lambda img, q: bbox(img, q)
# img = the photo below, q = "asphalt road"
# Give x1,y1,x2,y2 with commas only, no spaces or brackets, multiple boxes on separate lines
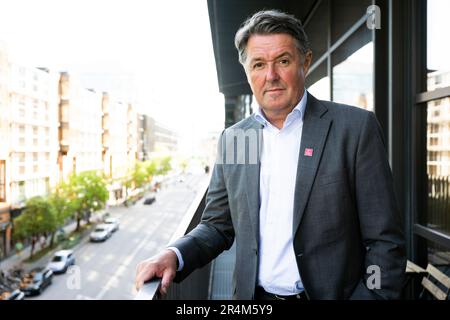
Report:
28,172,209,300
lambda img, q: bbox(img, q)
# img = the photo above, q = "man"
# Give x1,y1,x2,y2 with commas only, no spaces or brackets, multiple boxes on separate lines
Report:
135,9,406,300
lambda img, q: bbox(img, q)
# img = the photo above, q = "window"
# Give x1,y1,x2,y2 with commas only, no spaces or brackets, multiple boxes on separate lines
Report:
306,61,330,101
426,98,450,236
18,181,25,202
17,153,25,162
421,0,450,256
332,26,373,111
0,160,5,202
18,125,25,135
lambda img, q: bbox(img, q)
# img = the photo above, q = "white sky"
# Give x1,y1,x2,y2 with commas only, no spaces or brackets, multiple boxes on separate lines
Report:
0,0,225,155
427,0,450,71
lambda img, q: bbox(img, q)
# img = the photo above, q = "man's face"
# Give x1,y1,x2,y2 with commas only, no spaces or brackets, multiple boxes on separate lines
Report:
244,33,312,115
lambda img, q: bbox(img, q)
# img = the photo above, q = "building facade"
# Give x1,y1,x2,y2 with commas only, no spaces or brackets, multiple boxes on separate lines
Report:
137,114,178,161
58,72,104,181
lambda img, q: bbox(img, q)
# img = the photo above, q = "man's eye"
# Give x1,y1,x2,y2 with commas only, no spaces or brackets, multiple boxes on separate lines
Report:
253,62,264,69
279,59,289,65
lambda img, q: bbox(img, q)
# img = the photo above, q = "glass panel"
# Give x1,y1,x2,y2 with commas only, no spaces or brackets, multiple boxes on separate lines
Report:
428,240,450,266
306,61,330,101
332,40,373,111
427,0,450,90
427,97,450,235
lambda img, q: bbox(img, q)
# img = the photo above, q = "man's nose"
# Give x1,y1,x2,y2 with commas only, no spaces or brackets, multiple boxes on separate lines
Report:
266,64,280,82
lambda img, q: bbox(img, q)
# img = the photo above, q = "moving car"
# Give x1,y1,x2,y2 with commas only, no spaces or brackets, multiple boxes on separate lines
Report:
47,250,75,274
103,217,119,232
20,268,53,296
90,224,113,242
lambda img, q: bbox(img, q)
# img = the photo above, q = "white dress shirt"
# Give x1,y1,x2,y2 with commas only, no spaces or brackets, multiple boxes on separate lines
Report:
170,92,308,295
254,92,307,295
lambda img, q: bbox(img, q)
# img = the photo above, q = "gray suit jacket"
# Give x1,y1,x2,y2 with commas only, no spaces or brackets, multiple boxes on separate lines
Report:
171,92,406,300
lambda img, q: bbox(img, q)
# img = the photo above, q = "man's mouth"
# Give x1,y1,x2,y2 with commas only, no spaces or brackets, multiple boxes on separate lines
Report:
265,88,284,93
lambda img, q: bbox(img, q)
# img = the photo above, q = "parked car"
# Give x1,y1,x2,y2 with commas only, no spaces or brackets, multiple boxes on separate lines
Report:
103,217,120,232
90,224,113,242
2,289,25,300
143,196,156,205
47,250,75,274
20,268,53,296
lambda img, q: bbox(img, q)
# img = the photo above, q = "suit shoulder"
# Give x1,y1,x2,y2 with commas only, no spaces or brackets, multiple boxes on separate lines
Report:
225,115,260,131
320,100,372,123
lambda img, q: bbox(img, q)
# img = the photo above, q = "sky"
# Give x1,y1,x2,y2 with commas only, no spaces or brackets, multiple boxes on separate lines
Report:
0,0,225,155
427,0,450,72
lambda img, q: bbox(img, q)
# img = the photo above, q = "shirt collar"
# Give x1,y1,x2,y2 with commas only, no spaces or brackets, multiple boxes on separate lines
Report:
254,89,308,128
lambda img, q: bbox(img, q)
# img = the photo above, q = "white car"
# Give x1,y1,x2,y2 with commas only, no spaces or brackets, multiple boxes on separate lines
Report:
47,250,75,274
103,217,120,232
90,224,113,242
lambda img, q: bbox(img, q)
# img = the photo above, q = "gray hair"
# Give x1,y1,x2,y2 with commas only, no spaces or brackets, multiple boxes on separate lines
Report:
234,9,311,65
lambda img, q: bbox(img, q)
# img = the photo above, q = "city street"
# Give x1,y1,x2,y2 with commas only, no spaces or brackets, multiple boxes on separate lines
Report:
28,172,209,300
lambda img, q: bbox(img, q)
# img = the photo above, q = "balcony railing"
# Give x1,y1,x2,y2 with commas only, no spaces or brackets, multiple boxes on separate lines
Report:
135,178,211,300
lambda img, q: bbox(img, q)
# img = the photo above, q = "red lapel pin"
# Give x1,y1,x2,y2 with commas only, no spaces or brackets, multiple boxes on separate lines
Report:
304,148,313,157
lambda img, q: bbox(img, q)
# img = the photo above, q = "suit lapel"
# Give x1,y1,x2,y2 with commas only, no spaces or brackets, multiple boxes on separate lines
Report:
242,118,263,246
292,93,331,236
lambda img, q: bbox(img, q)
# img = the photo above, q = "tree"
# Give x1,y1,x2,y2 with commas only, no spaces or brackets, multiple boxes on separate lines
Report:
48,188,76,247
62,171,109,231
156,156,172,176
13,196,57,258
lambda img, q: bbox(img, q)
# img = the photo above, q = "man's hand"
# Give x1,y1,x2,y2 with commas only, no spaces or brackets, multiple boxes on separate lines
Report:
135,249,178,295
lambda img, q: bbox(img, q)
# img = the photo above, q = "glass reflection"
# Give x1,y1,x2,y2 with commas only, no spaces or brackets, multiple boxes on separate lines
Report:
427,95,450,235
332,42,373,111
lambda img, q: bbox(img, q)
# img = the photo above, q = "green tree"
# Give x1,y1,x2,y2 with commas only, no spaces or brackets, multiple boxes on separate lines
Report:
145,160,157,181
156,156,172,176
62,171,109,231
48,188,75,247
13,196,57,258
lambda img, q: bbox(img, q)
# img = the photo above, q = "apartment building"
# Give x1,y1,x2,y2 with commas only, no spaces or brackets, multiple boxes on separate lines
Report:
0,43,11,259
102,93,130,203
137,114,178,161
58,72,103,181
8,65,60,207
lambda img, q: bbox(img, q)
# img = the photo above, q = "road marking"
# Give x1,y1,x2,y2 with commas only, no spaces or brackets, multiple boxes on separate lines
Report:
94,220,159,300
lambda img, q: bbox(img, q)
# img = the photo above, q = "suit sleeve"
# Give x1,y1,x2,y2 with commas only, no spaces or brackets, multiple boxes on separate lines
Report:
171,131,235,283
350,112,406,300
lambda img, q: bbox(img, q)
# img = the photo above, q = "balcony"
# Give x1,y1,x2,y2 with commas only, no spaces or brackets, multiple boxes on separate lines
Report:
135,179,234,300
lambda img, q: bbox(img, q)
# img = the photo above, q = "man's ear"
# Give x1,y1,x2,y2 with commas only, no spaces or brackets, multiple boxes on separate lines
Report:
303,50,313,76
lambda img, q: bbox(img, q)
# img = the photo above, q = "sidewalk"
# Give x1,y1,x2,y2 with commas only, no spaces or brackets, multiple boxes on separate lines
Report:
0,210,106,273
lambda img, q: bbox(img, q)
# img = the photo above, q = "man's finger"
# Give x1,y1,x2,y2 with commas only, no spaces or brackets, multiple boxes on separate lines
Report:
160,268,175,295
135,266,156,291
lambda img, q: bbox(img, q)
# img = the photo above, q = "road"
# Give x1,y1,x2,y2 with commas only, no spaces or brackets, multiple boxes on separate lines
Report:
29,172,209,300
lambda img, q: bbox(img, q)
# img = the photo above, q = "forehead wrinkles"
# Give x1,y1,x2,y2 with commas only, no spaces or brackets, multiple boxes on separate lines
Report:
247,36,297,62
